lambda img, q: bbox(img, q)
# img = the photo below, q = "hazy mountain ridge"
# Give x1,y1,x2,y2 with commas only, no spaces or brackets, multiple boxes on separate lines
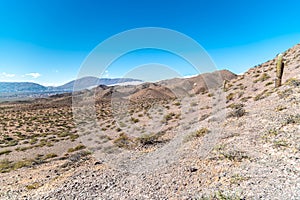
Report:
0,82,48,93
0,77,143,100
57,76,143,91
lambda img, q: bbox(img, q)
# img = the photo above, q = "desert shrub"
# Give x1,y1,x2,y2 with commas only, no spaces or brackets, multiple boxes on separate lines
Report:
0,159,12,173
283,114,300,125
240,96,251,102
136,133,160,145
265,81,273,86
68,144,86,153
273,139,288,148
285,78,300,87
254,89,270,101
230,174,249,185
227,103,244,109
69,134,79,141
227,103,245,118
259,73,271,82
0,149,12,156
220,150,250,162
15,146,33,152
173,102,181,106
275,105,287,111
26,182,41,190
113,133,133,149
13,159,33,170
162,112,176,123
199,114,210,121
237,91,244,98
194,128,209,137
131,117,139,123
226,93,235,102
277,88,293,99
175,113,181,119
184,128,209,142
58,132,69,137
214,190,243,200
29,138,38,145
44,153,57,160
5,140,18,147
69,151,91,162
267,129,279,136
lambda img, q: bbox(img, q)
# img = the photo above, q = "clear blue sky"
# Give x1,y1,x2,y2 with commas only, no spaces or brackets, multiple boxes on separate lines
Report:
0,0,300,85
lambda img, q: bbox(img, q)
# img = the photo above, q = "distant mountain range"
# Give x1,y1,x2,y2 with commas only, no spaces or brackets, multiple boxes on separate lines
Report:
0,82,49,93
56,76,142,91
0,77,143,100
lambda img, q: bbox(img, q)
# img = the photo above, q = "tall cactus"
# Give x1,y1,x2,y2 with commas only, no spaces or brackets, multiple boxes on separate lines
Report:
275,53,284,88
223,79,228,91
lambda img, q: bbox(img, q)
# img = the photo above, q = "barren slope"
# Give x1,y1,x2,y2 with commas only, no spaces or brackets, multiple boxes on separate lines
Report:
0,44,299,199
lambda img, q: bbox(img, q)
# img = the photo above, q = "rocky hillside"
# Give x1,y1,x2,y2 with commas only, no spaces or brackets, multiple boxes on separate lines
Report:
0,44,299,199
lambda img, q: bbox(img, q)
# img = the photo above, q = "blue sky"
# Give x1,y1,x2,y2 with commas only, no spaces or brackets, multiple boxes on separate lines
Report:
0,0,300,85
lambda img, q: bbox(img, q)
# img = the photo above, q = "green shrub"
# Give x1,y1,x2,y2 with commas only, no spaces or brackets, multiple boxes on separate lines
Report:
0,159,12,173
113,133,133,149
173,102,181,106
259,73,271,82
226,93,235,102
26,182,41,190
0,149,12,156
131,117,139,123
136,133,160,145
44,153,57,160
227,104,246,118
285,78,300,87
194,128,209,137
162,112,176,123
68,144,86,153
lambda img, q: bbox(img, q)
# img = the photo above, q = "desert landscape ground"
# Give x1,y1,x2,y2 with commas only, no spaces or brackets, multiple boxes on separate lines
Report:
0,44,300,199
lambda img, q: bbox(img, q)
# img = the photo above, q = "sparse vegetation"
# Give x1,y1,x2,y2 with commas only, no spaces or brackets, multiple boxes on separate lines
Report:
285,78,300,87
220,150,250,162
254,89,270,101
253,72,271,83
273,139,289,148
130,117,139,123
173,101,181,106
0,159,33,173
184,128,209,142
0,149,12,156
0,51,299,199
275,105,287,111
226,93,235,102
283,114,300,125
277,88,293,99
227,103,245,118
44,153,58,159
136,133,160,145
68,144,86,153
162,112,176,123
194,128,209,137
113,133,133,149
26,182,42,190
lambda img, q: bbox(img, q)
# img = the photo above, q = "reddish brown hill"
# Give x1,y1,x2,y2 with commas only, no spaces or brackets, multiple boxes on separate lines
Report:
129,83,176,101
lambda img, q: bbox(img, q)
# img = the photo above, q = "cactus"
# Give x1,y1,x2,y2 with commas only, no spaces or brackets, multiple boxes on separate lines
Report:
223,79,228,91
275,54,284,88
